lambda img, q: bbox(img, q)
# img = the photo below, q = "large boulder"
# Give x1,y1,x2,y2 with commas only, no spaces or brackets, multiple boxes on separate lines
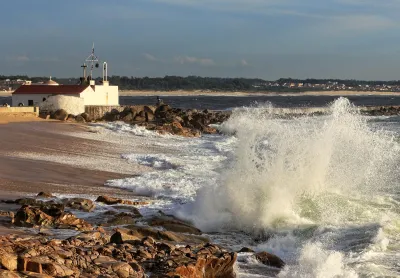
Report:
143,105,156,114
51,109,68,121
0,248,17,271
0,270,20,278
255,251,285,268
110,231,124,245
96,195,147,207
145,112,155,122
151,244,237,278
134,115,146,122
106,212,137,226
121,112,134,122
80,113,91,122
62,198,95,212
75,115,85,123
104,110,120,121
55,213,92,231
14,205,92,231
148,215,202,235
37,192,53,198
14,206,54,228
39,203,64,218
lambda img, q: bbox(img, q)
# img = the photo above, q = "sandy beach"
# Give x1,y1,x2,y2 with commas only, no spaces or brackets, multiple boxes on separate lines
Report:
0,119,148,199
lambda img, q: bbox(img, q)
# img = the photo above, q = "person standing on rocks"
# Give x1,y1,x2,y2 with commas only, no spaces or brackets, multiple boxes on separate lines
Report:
156,96,164,107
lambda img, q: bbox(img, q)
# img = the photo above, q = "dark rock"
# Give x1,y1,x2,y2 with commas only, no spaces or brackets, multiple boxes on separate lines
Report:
145,112,154,122
110,231,124,245
134,116,146,122
104,112,120,121
75,115,86,123
96,195,148,207
37,192,53,198
66,114,75,121
144,105,156,114
121,112,134,122
238,247,254,253
40,203,64,218
14,206,54,228
155,104,172,114
14,198,44,206
106,213,136,226
81,112,91,122
148,215,202,235
62,198,95,212
255,251,285,268
51,109,68,121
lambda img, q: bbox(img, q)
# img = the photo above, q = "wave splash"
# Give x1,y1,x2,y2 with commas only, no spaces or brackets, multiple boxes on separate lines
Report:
181,98,399,232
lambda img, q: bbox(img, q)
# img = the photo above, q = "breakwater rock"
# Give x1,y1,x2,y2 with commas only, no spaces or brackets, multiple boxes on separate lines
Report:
361,105,400,116
102,105,231,137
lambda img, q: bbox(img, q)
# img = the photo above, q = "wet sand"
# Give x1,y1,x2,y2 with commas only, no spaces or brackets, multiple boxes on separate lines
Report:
0,121,143,199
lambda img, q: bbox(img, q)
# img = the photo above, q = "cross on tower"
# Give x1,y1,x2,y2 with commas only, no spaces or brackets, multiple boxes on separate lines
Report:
85,43,99,79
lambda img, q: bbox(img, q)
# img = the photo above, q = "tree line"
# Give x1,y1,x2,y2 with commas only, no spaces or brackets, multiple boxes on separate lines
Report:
2,75,400,91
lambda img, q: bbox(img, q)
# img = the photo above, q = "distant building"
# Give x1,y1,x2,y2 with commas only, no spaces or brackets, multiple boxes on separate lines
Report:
12,77,119,107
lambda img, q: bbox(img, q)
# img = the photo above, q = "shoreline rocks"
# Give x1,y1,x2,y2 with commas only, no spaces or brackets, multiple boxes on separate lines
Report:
0,193,286,277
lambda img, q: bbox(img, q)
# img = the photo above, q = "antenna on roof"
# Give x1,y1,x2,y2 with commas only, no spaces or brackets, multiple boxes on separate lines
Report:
85,43,99,79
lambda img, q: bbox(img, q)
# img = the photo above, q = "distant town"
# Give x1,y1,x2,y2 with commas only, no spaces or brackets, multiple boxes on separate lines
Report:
2,75,400,93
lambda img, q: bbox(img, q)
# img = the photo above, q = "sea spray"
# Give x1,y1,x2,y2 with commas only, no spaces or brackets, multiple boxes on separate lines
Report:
180,98,400,232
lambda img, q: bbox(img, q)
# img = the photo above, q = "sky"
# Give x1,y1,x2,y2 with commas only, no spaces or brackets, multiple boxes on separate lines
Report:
1,0,400,80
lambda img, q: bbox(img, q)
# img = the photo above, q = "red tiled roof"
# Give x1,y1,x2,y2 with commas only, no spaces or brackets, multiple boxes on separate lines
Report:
13,85,90,95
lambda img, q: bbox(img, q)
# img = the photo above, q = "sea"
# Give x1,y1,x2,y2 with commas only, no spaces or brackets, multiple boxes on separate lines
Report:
4,94,400,277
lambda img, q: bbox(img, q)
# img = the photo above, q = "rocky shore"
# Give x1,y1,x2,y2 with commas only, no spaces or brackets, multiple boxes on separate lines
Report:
45,104,231,137
44,104,400,138
0,193,285,277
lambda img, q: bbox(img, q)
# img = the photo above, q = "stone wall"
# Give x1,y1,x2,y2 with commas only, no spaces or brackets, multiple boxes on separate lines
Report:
84,105,124,120
0,106,39,116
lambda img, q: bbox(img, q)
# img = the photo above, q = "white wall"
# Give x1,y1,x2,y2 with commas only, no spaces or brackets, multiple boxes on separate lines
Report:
81,85,119,106
40,95,85,115
12,84,119,108
12,94,53,107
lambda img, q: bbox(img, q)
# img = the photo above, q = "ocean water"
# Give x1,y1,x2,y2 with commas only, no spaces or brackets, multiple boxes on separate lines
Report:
3,94,400,110
11,96,400,277
120,95,400,110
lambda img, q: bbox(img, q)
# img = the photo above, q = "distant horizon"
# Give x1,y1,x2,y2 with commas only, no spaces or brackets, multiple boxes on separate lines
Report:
2,74,400,83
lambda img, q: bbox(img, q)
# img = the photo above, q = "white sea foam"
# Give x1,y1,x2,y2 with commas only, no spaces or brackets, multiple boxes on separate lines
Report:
182,98,400,231
278,243,358,278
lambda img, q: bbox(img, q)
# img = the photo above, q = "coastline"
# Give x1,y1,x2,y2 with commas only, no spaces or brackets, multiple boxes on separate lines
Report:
119,90,400,97
2,90,400,99
0,119,244,277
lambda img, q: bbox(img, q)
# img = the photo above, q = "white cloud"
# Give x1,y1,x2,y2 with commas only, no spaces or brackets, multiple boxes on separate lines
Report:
314,14,396,35
175,55,216,66
143,53,159,62
9,55,30,62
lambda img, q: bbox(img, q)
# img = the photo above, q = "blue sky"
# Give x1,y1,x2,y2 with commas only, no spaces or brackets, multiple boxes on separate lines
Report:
1,0,400,80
